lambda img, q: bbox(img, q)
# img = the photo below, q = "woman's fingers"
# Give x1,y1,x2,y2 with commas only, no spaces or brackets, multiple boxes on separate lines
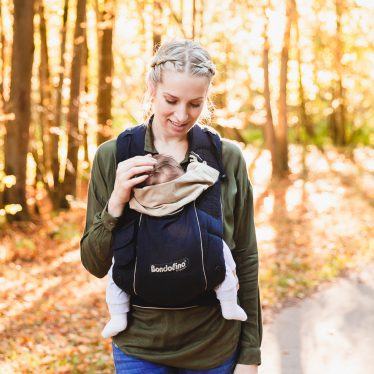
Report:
117,155,157,173
111,155,157,206
127,174,150,187
121,165,154,180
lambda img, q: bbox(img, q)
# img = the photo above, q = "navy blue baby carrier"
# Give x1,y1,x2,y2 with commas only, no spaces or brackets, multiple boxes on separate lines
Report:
112,122,226,308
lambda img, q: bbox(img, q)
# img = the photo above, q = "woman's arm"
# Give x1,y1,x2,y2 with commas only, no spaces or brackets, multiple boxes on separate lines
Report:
224,142,262,366
80,141,118,278
80,141,157,278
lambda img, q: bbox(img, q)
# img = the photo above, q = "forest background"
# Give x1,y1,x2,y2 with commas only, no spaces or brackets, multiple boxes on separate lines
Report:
0,0,373,372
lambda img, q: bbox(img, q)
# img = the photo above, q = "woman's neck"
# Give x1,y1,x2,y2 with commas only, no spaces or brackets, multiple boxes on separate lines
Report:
151,118,189,162
153,137,188,163
152,123,188,162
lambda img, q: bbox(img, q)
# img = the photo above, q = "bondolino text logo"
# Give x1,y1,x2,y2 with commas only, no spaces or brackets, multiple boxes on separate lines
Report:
150,258,189,273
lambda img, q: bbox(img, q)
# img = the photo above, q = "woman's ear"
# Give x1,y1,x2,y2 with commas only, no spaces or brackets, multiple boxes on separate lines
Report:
147,81,156,99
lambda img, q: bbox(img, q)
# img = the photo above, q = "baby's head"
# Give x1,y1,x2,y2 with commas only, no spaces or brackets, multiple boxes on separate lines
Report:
144,154,184,186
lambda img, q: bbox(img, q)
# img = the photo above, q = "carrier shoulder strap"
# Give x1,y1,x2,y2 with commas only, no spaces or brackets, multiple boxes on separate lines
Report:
116,124,147,164
189,124,226,180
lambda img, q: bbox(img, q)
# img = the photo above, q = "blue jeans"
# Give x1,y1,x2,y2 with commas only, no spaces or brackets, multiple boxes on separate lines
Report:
112,343,237,373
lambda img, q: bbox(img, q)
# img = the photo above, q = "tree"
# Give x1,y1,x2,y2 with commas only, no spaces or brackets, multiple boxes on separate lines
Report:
294,0,314,139
3,0,35,221
96,0,115,146
37,0,55,202
50,0,69,209
153,0,163,52
167,0,187,38
262,2,278,179
82,26,90,166
276,0,295,178
0,1,6,108
61,0,87,207
333,0,347,146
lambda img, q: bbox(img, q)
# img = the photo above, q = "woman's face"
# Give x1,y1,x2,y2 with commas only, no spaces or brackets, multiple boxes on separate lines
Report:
151,70,210,139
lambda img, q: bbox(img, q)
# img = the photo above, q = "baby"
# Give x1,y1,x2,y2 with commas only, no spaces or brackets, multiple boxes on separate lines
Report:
102,154,247,339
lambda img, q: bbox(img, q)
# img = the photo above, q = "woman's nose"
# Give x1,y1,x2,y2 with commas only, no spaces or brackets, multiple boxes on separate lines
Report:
174,106,189,123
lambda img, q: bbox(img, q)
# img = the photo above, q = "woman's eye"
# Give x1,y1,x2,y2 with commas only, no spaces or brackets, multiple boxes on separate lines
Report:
190,103,201,108
166,100,177,105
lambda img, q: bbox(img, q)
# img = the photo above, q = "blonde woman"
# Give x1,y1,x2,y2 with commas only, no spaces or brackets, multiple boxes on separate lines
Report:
81,39,262,374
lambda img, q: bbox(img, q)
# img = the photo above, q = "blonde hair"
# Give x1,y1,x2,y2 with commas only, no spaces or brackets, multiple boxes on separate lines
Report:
143,39,216,122
148,39,216,85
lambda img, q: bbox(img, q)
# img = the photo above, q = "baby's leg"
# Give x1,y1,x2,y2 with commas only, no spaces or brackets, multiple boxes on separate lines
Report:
102,264,130,338
215,245,247,321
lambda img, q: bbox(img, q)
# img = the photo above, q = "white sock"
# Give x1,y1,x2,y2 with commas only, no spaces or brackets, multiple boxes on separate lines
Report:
220,300,247,321
101,314,128,338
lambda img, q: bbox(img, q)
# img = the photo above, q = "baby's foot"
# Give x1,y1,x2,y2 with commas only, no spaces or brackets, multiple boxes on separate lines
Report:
220,301,247,321
101,314,128,338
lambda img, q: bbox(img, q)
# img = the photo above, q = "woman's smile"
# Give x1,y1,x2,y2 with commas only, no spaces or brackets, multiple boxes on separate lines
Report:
169,119,190,130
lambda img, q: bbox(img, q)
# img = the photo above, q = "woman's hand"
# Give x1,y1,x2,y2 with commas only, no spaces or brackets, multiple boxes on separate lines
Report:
233,364,258,374
108,154,157,217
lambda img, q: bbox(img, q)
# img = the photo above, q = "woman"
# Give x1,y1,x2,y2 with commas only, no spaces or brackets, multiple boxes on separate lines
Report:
80,39,262,373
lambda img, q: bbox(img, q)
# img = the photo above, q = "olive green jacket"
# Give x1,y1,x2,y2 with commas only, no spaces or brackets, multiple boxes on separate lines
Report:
80,123,262,369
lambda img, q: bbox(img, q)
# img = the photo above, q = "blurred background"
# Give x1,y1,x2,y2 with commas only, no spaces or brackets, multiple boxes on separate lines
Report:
0,0,373,372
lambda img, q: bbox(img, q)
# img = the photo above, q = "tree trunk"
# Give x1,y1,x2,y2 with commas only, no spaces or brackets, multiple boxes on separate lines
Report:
0,2,6,106
294,1,314,139
329,108,338,145
79,24,90,199
190,0,204,40
262,3,278,179
50,0,69,209
199,0,204,40
61,0,87,207
96,0,115,146
82,28,89,165
135,1,147,78
192,0,196,39
276,0,294,178
3,0,35,221
30,128,44,216
167,0,187,38
334,0,346,146
37,0,54,195
153,1,162,53
0,3,6,208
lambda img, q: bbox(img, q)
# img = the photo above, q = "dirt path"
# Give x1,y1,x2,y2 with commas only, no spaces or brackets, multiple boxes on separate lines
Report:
259,263,374,374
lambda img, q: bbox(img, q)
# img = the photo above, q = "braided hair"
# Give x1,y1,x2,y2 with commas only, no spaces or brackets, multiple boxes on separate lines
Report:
147,39,216,85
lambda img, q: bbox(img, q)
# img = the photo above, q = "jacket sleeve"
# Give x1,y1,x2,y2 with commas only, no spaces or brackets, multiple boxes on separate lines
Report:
80,141,118,278
232,150,262,365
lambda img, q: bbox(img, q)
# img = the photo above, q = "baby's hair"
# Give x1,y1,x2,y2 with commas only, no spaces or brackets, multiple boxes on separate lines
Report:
143,154,184,186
